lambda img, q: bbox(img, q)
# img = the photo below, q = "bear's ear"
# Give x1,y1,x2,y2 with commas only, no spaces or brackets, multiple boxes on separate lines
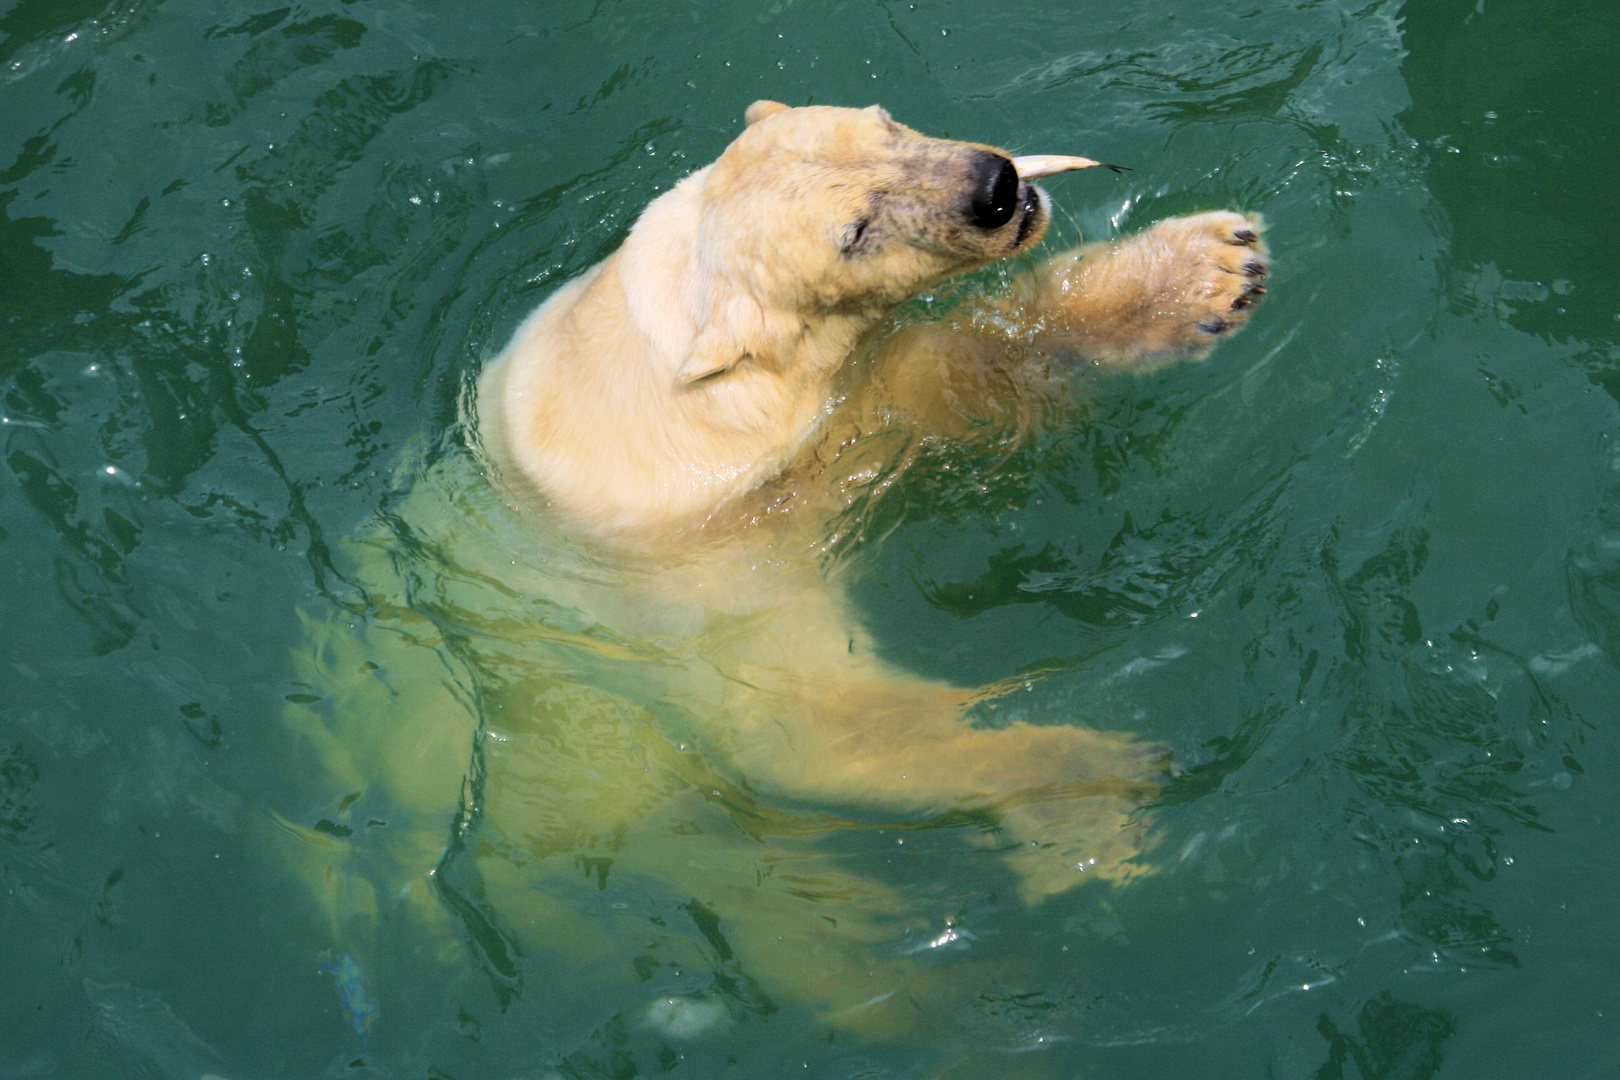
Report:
864,105,893,123
744,100,791,126
676,292,768,385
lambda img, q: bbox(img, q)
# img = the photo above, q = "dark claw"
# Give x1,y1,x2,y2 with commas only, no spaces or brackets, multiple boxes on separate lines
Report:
1244,260,1268,275
1200,317,1231,334
1231,280,1267,309
1232,228,1258,244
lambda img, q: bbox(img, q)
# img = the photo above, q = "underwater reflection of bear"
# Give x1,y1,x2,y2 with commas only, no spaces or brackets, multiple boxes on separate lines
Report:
283,100,1269,1048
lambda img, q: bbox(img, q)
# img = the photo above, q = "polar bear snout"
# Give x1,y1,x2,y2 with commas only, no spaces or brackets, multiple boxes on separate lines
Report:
961,151,1048,252
965,152,1021,230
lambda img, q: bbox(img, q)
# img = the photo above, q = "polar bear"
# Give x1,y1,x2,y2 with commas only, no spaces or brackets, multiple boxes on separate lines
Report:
282,100,1268,1045
482,100,1267,540
474,99,1267,891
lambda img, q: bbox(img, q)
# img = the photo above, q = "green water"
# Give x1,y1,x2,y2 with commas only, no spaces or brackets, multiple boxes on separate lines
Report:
4,0,1618,1076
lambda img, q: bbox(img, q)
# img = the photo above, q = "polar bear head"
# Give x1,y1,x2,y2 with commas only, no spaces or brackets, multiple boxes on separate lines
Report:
705,100,1050,312
626,101,1055,385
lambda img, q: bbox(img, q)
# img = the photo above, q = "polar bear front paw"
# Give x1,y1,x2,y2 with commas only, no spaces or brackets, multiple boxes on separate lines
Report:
1031,210,1271,367
1146,210,1270,343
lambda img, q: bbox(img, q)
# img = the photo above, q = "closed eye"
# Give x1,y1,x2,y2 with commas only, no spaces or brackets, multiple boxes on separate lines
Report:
840,217,872,256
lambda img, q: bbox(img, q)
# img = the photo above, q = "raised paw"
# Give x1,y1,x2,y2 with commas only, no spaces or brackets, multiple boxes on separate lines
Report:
1029,209,1272,369
1138,210,1270,354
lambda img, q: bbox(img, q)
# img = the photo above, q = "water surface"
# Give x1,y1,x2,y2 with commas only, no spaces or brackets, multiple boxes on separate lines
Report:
3,0,1618,1076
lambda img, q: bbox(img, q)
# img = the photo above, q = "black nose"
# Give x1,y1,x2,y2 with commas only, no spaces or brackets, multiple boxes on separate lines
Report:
966,154,1020,229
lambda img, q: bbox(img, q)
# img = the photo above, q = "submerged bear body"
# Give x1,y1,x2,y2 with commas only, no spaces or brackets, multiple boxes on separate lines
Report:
279,100,1270,1046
